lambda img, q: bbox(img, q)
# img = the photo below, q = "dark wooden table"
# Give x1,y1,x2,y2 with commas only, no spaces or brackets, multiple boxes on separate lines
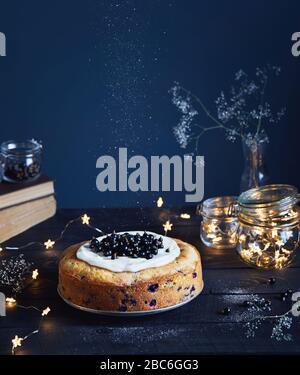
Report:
1,208,300,355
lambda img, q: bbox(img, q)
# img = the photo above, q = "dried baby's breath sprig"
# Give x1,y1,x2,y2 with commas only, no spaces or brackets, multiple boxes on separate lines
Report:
170,65,286,152
244,292,299,342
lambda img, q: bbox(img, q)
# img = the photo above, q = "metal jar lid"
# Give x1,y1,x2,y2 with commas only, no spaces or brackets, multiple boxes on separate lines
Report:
237,184,300,227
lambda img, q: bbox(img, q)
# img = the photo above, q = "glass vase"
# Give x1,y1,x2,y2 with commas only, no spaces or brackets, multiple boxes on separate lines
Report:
240,138,269,193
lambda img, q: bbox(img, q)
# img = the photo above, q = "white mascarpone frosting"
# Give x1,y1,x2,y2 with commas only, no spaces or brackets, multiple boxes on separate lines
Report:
76,231,180,273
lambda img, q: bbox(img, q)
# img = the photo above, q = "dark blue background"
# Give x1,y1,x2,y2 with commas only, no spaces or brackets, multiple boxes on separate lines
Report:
0,0,299,208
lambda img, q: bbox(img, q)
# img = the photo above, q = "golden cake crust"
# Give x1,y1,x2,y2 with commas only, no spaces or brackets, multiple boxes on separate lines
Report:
58,238,203,311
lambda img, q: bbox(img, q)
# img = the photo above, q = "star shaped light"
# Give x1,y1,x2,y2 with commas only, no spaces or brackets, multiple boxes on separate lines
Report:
163,220,173,234
156,197,164,208
44,239,55,249
81,214,91,225
41,307,51,317
32,269,39,280
12,335,23,350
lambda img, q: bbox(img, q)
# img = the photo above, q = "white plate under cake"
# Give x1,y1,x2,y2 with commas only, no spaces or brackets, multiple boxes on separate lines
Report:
58,231,203,312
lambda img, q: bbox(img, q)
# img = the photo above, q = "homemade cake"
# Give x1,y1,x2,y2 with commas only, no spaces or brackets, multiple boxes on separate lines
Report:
58,231,203,312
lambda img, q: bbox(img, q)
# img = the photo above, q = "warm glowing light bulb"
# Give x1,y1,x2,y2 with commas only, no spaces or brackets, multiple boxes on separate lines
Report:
32,269,39,280
44,239,55,249
163,220,173,233
207,222,219,233
248,242,262,255
271,228,280,240
6,297,16,305
81,214,91,225
156,197,163,208
41,307,51,316
275,239,285,247
12,335,23,349
180,213,191,219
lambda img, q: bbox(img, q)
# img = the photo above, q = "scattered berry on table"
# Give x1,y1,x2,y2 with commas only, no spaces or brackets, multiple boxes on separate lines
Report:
281,292,289,302
221,307,231,315
269,277,276,285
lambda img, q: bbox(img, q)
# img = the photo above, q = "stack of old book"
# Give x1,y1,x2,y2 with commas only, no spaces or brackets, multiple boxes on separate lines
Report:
0,176,56,243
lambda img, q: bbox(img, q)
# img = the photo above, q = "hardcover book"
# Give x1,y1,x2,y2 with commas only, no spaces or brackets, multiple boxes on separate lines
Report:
0,195,57,243
0,176,54,210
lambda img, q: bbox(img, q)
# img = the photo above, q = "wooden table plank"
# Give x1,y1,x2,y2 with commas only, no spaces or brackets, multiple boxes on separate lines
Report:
1,319,300,355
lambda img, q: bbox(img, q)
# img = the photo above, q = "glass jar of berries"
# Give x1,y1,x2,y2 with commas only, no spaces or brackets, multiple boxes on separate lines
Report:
1,139,42,183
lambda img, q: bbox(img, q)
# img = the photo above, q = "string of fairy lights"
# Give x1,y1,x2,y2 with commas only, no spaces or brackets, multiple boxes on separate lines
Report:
2,214,103,252
2,213,106,355
9,302,51,355
1,197,192,355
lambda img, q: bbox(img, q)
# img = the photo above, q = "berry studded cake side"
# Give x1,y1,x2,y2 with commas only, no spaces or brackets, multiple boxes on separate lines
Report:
58,232,203,312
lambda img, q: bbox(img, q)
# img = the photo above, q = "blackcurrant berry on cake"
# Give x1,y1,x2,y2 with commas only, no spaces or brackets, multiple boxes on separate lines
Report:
91,231,165,260
269,277,276,285
90,237,100,249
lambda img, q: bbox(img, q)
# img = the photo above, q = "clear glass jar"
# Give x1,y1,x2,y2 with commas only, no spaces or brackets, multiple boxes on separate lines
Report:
1,140,42,183
236,184,300,270
198,196,238,249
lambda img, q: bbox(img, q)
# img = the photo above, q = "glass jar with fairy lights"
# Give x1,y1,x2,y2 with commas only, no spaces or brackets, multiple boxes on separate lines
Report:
198,196,238,249
236,184,300,270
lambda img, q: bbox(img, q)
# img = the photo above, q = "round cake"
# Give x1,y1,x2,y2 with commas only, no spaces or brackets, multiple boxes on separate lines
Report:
58,231,203,312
